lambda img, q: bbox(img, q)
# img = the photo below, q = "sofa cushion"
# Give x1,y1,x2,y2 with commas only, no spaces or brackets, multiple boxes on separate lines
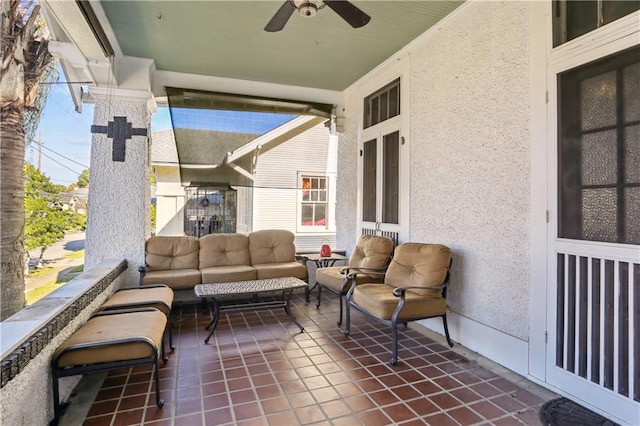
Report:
253,262,307,280
201,265,257,283
142,269,202,289
249,229,297,264
199,234,251,268
146,236,199,271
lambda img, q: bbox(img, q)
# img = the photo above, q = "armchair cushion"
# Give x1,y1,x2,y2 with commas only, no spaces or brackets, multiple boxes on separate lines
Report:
384,243,451,296
316,266,382,294
349,234,394,268
352,283,447,320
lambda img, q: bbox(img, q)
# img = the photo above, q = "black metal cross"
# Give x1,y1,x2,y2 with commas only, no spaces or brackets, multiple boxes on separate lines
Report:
91,116,148,162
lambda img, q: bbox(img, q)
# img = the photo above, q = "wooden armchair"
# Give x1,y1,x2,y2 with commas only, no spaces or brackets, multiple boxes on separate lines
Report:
315,235,394,325
343,242,453,365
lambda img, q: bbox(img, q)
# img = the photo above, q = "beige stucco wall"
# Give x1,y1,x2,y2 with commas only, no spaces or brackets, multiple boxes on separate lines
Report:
338,1,531,340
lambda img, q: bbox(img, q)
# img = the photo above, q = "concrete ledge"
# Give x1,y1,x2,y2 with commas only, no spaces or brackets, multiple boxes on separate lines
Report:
0,259,127,426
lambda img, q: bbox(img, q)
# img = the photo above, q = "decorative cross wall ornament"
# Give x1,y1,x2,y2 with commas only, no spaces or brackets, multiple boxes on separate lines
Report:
91,116,148,162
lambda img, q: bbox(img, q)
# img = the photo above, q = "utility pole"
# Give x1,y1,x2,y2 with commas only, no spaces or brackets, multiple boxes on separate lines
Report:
37,132,43,171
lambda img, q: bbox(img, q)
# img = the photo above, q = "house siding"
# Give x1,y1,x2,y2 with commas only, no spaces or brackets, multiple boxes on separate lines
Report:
254,123,337,252
339,0,531,344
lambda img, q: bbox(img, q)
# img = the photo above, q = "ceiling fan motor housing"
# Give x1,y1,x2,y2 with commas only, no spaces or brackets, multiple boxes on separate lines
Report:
299,2,317,17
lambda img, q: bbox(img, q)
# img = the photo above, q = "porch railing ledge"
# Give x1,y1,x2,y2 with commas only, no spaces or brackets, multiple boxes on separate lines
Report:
0,258,127,388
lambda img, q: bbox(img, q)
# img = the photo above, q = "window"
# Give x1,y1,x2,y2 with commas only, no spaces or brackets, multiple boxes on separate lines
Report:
363,78,400,129
553,0,639,47
558,46,640,244
300,176,328,228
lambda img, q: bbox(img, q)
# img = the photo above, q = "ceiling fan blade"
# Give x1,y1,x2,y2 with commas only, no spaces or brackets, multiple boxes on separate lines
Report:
264,1,296,32
323,0,371,28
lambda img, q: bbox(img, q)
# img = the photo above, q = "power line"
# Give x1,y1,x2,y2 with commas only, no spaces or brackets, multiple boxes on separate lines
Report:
39,142,89,169
32,147,83,176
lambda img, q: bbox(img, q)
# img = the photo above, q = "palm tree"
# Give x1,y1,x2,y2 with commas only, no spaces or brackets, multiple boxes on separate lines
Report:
1,0,54,319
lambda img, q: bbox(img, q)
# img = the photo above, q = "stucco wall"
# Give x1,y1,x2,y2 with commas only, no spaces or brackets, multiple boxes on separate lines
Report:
338,1,531,339
85,98,151,286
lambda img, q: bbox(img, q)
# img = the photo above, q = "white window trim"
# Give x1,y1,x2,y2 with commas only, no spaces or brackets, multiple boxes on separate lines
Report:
296,172,336,233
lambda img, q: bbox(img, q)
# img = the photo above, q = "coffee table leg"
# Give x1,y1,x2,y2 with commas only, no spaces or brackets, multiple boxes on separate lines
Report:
204,298,220,344
283,290,304,332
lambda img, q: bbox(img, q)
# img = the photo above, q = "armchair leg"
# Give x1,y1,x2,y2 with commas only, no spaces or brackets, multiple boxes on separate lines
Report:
337,294,343,326
316,285,322,309
343,297,351,336
390,319,399,365
442,314,454,348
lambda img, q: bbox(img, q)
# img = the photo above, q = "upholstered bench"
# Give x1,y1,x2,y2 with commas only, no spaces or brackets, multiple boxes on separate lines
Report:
99,284,175,350
51,308,167,425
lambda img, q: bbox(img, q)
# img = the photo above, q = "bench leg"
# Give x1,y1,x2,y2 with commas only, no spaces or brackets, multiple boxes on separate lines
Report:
153,356,164,409
283,290,304,333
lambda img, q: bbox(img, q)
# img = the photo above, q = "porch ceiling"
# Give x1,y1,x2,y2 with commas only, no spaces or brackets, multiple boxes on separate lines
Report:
100,1,462,92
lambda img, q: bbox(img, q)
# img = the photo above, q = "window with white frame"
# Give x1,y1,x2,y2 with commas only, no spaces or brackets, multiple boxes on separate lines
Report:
300,175,328,229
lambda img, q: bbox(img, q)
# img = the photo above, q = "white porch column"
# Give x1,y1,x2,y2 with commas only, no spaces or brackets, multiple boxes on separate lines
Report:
85,88,157,285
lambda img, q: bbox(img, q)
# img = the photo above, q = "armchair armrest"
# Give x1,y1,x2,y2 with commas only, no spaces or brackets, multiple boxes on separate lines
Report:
392,284,447,297
342,266,387,279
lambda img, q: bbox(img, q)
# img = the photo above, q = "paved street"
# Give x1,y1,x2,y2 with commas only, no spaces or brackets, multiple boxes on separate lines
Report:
25,232,85,292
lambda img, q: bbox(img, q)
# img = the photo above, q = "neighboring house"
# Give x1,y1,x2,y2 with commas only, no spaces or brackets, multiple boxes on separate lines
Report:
151,117,337,251
59,189,88,214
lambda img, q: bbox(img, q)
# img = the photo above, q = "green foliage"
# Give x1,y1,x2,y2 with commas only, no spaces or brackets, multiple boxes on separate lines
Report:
151,202,157,234
23,164,85,253
77,168,89,188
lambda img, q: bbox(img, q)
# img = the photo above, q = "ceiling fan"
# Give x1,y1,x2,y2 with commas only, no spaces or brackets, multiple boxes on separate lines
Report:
264,0,371,32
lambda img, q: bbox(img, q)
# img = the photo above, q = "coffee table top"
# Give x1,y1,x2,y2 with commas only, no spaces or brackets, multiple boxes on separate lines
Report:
194,277,308,298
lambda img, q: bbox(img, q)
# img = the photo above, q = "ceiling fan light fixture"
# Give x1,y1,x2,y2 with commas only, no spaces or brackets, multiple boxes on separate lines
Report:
297,1,318,17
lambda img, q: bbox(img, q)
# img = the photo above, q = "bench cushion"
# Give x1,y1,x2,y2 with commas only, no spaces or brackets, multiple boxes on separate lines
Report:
252,261,307,280
146,236,199,271
100,286,174,315
142,269,201,289
199,234,251,268
201,265,257,283
53,310,166,368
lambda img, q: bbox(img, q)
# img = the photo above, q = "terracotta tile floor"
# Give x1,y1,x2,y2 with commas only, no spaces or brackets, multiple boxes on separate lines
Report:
69,292,557,425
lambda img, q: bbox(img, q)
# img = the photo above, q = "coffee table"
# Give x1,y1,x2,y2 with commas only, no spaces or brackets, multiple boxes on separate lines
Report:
194,277,308,343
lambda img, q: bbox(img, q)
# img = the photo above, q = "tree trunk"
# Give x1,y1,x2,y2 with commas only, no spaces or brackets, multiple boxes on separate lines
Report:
1,0,53,319
0,104,26,318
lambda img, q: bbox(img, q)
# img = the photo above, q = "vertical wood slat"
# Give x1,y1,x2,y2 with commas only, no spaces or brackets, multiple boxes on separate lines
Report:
556,251,638,402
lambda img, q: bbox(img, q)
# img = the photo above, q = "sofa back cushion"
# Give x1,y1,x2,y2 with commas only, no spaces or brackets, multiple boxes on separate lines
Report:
249,229,296,265
349,235,394,269
199,234,251,268
145,236,200,271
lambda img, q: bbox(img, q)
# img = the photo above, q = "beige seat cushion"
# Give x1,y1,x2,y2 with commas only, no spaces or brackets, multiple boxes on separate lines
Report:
249,229,297,264
385,243,451,297
349,235,394,269
353,283,447,320
253,262,307,280
201,265,257,283
199,234,251,268
142,269,201,289
145,236,199,271
100,286,174,315
54,310,166,368
316,266,382,294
